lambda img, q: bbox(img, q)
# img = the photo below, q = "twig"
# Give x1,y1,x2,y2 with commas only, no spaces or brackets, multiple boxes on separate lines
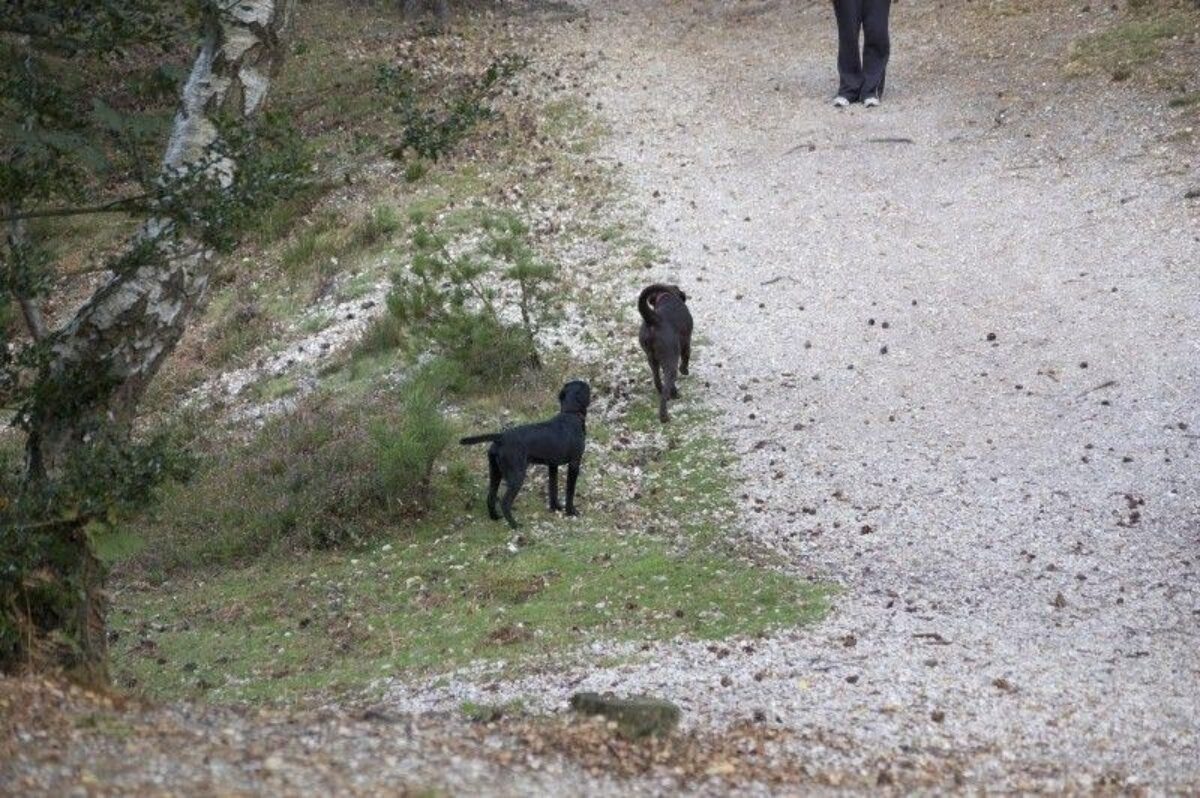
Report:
1077,379,1117,399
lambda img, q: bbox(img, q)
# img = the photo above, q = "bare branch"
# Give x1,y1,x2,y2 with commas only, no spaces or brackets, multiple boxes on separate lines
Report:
0,196,151,224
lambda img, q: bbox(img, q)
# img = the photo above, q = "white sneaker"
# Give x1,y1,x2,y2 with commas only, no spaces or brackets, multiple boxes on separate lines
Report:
863,96,880,108
833,96,851,108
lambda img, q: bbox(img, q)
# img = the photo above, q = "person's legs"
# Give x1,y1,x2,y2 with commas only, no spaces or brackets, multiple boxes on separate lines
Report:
833,0,864,101
861,0,891,99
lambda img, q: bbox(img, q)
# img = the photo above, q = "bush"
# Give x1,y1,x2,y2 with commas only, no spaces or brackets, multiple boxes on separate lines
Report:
128,383,451,573
377,55,526,163
366,209,561,391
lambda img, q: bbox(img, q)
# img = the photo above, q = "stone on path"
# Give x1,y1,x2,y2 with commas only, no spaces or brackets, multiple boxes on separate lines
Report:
569,692,681,739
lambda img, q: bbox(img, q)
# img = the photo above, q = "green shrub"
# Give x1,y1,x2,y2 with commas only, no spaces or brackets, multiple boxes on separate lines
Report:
368,210,561,391
127,385,450,573
377,55,526,163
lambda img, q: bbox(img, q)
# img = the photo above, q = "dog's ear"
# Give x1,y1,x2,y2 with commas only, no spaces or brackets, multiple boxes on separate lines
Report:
559,386,567,403
678,289,687,302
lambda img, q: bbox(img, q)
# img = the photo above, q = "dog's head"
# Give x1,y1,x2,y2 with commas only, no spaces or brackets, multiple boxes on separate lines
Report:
652,284,687,305
558,380,591,415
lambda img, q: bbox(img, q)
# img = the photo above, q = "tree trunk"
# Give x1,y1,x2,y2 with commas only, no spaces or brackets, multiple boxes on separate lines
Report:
1,520,108,685
10,0,295,682
26,0,296,479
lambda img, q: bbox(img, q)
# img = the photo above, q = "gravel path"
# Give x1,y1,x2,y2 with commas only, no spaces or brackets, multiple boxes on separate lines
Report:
391,0,1200,790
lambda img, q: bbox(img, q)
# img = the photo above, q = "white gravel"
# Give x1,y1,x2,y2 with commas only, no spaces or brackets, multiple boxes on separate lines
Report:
385,0,1200,790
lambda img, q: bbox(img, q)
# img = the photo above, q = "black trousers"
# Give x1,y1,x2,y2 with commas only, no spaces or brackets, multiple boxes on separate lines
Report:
834,0,891,101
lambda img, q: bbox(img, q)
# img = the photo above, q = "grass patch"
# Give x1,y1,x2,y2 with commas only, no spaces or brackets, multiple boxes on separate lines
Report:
114,316,829,704
112,398,829,703
1067,3,1198,80
1168,90,1200,108
249,374,300,403
354,204,404,248
297,310,334,335
632,242,666,271
281,213,343,277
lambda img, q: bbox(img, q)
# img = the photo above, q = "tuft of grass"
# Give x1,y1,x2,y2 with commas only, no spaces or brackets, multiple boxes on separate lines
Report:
355,204,403,247
1168,90,1200,108
281,215,343,277
461,699,527,723
356,311,407,358
250,374,300,404
405,160,429,182
205,296,275,367
631,242,666,271
298,310,333,335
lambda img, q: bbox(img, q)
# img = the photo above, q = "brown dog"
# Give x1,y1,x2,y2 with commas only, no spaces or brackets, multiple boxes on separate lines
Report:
638,284,693,423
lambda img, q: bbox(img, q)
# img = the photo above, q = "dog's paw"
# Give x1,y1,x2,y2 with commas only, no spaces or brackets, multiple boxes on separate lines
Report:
565,508,579,517
680,366,689,376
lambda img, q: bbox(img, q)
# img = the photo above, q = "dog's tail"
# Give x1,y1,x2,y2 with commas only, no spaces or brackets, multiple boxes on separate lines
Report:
459,433,501,446
638,284,667,325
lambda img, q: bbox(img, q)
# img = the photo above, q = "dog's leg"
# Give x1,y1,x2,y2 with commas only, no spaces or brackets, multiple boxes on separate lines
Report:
548,464,561,511
486,452,502,521
500,471,525,529
646,351,663,395
680,338,691,376
565,461,581,516
660,360,678,422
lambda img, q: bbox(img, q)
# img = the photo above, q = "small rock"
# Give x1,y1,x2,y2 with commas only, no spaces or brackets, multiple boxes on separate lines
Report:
569,692,681,738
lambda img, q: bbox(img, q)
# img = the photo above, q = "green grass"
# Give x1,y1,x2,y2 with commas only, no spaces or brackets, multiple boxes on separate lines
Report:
297,310,333,335
1168,90,1200,108
111,396,829,703
249,374,299,403
112,351,828,705
1067,5,1197,79
281,214,344,277
539,97,609,154
632,242,666,271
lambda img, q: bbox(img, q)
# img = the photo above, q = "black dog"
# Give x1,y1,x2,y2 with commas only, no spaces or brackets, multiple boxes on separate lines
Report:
638,284,693,423
460,380,590,529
